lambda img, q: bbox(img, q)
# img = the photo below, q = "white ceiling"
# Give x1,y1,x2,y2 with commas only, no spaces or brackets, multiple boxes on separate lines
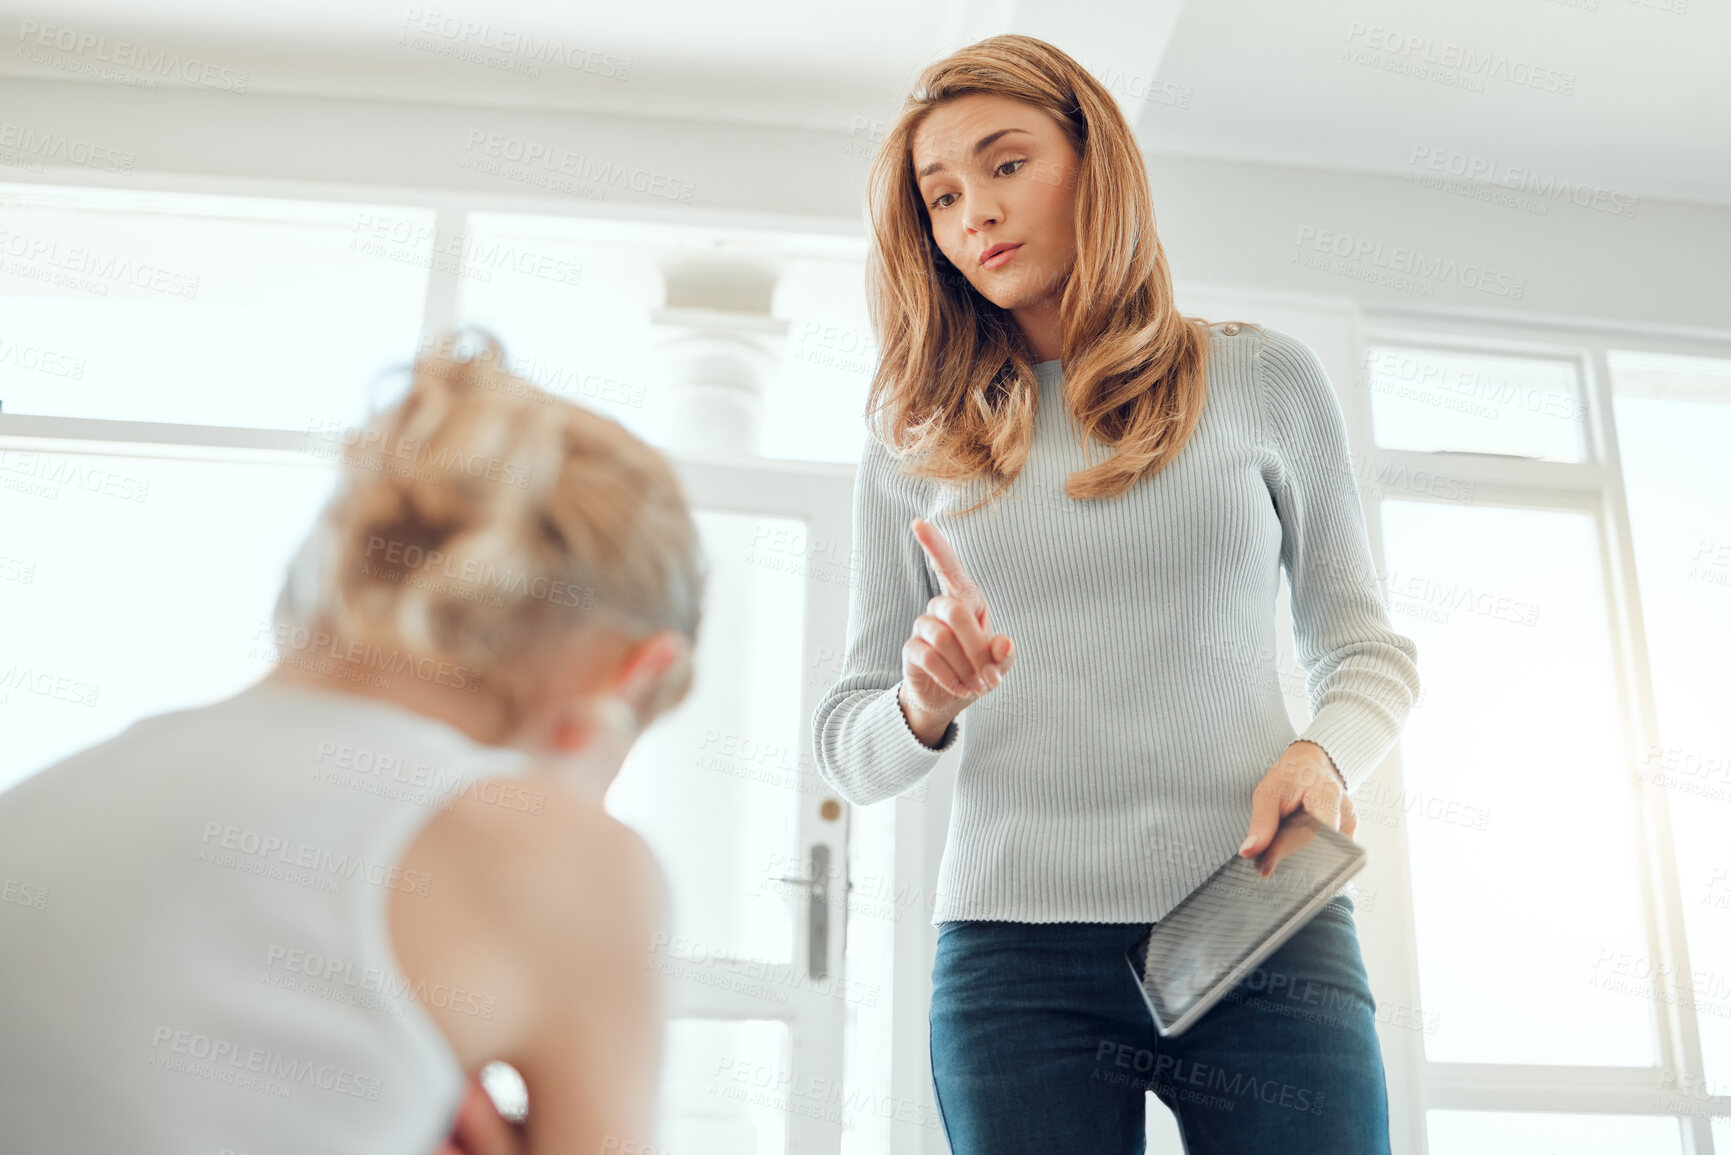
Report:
1142,0,1731,208
1,0,1725,207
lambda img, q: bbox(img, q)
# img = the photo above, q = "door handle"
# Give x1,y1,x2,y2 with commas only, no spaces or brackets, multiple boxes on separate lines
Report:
772,843,836,980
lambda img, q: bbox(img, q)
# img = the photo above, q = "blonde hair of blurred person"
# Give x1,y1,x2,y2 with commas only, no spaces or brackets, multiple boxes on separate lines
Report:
266,328,706,1152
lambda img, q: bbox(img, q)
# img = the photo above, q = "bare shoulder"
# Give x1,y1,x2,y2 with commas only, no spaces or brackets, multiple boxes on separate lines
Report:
422,772,662,953
494,779,659,932
389,771,665,1070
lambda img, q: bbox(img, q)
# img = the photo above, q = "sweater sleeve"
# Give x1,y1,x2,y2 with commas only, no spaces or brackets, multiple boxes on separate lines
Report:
810,430,961,806
1257,329,1422,795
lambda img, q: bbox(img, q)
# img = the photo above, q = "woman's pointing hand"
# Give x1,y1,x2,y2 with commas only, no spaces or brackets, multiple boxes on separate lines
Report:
898,519,1015,742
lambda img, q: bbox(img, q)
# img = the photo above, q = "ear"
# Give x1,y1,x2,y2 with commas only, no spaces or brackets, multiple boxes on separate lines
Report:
613,629,690,708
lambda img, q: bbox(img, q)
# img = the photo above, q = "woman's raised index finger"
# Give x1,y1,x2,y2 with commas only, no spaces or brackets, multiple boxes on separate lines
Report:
911,518,983,609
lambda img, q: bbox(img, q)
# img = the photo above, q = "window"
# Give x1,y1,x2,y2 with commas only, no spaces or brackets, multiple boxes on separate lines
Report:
1362,343,1589,462
1428,1111,1685,1153
1383,498,1653,1067
1354,310,1731,1151
20,172,1723,1154
0,182,433,794
0,183,432,430
0,183,887,1155
1610,350,1731,1089
452,211,873,463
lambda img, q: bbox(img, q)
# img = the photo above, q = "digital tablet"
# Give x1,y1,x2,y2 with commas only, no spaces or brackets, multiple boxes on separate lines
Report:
1126,812,1367,1037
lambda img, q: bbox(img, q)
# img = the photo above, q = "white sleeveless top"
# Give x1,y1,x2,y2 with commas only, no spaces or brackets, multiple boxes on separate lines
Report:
0,677,539,1155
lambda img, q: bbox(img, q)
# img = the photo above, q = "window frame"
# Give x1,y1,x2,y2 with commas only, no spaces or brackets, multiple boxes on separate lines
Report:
1353,302,1731,1154
7,163,1731,1153
0,168,884,1155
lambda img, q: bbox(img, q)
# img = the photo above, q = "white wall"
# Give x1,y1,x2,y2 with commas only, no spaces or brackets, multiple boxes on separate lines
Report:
4,74,1727,334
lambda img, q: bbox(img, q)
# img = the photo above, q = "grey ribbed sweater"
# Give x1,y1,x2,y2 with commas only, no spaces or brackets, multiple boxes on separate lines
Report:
810,322,1422,926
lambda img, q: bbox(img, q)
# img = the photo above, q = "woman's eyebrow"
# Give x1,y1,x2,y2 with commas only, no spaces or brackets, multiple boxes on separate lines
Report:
916,128,1035,179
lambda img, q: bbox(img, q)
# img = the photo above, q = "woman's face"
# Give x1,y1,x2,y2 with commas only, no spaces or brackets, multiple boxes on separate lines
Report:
911,91,1081,314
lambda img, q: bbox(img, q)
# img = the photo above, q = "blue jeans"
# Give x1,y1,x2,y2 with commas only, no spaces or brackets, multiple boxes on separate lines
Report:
928,894,1391,1154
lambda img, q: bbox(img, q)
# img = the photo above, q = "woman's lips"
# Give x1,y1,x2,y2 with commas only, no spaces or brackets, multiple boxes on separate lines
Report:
980,243,1023,269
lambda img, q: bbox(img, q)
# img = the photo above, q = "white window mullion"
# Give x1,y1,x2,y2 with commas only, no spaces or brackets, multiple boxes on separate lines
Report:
1586,339,1717,1154
1346,313,1433,1155
416,199,472,344
1425,1060,1731,1116
0,413,317,458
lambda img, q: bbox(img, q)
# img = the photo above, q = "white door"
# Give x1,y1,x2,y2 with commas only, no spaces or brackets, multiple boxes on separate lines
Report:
606,454,859,1155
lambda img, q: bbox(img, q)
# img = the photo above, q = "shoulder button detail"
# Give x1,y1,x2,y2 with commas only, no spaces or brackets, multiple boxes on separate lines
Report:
1221,322,1241,336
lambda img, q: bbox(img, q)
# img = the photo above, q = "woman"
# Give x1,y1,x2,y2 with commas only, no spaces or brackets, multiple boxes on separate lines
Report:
811,35,1420,1154
0,332,705,1154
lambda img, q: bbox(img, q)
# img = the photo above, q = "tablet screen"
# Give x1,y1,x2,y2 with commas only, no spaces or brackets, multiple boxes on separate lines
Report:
1126,812,1366,1036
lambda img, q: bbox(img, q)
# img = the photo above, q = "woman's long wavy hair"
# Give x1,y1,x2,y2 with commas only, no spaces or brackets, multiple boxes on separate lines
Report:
864,33,1257,513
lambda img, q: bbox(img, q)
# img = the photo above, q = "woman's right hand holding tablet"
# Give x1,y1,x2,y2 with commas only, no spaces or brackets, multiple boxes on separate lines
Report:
898,518,1015,747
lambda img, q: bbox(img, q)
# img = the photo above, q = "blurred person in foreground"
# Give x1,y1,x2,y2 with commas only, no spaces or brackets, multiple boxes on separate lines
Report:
0,329,706,1154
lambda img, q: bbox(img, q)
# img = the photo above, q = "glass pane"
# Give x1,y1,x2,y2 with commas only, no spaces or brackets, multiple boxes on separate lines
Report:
841,793,897,1155
454,212,870,465
449,213,663,447
1611,350,1731,1087
1382,499,1654,1064
1427,1110,1682,1154
1363,345,1587,461
0,451,338,793
0,183,431,429
658,1018,790,1155
605,513,806,965
765,259,873,465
